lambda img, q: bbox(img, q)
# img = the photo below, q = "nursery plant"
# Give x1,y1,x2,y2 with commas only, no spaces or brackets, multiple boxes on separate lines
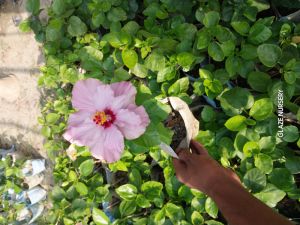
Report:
21,0,300,224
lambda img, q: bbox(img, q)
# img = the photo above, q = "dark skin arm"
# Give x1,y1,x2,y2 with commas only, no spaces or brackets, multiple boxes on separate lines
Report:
173,140,293,225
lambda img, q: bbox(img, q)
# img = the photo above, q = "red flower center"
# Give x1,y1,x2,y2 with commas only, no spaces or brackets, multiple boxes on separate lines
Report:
93,109,116,128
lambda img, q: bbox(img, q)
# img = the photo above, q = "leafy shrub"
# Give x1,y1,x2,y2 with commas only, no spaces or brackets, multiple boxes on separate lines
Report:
0,156,26,224
22,0,300,224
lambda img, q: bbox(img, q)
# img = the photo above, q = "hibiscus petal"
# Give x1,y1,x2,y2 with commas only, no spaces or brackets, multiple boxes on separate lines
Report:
115,106,149,140
90,125,124,163
67,111,92,127
127,104,150,127
63,117,101,147
94,84,115,111
72,78,102,112
110,82,136,109
111,81,136,99
72,78,116,112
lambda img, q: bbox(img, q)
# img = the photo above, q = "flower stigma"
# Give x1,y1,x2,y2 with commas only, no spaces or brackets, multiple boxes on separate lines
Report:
93,109,116,128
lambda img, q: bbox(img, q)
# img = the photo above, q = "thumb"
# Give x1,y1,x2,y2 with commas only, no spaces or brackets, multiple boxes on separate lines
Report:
173,157,187,171
173,158,187,183
190,139,208,155
178,150,192,161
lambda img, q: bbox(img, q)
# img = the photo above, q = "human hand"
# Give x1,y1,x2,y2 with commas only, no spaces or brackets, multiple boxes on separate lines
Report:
173,140,241,196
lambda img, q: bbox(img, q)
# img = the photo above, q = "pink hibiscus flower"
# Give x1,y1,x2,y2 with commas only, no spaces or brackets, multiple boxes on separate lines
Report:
63,78,150,163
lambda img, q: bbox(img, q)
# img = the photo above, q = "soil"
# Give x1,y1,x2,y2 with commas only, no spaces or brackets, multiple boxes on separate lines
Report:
277,197,300,225
165,110,187,150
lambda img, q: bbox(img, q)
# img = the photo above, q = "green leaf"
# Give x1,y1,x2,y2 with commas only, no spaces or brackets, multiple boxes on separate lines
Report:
46,113,60,124
145,52,166,72
205,220,224,225
197,28,210,49
52,0,65,15
257,44,282,67
243,168,266,193
132,63,148,78
157,123,173,145
220,40,235,57
92,13,105,28
157,67,176,83
203,11,220,28
113,67,131,81
258,136,276,152
205,197,218,218
60,66,78,84
282,125,299,142
131,123,160,148
231,21,250,36
208,42,224,62
143,100,171,123
104,31,131,48
243,141,260,158
284,71,297,84
52,186,66,201
45,19,63,42
19,19,31,32
225,115,247,132
199,69,213,79
178,185,193,203
80,46,103,70
122,49,138,69
135,84,152,105
116,184,138,201
225,56,241,77
63,218,74,225
196,130,215,147
119,200,136,217
107,7,127,22
93,208,110,225
177,52,196,71
26,0,40,15
215,25,235,42
67,16,87,37
219,87,254,116
250,98,273,121
136,194,151,208
254,184,286,208
248,23,272,44
191,211,204,225
109,161,128,172
285,156,300,174
269,168,295,191
41,126,51,137
68,170,77,182
165,203,185,222
75,182,88,196
240,44,258,60
201,106,216,122
254,153,273,174
122,21,140,36
79,159,94,177
141,181,163,201
247,71,271,92
129,168,142,188
168,77,189,96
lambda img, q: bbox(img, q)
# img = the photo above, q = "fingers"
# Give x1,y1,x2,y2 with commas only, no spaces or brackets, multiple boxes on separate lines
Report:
190,139,208,155
173,157,187,172
173,158,187,183
177,150,192,161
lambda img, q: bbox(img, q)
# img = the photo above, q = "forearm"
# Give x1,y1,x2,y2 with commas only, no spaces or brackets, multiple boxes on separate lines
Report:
208,177,293,225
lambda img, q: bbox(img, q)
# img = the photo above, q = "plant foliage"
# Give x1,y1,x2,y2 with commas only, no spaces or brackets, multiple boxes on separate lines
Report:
22,0,300,224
